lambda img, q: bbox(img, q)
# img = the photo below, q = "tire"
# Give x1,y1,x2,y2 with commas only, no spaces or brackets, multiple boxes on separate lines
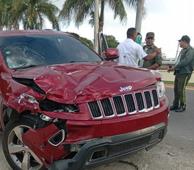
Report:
2,116,45,170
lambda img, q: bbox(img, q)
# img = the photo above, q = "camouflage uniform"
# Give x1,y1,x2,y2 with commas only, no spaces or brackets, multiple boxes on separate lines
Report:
143,45,162,69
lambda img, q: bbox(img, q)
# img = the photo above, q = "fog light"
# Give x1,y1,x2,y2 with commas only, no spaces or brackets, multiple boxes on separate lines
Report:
48,129,65,146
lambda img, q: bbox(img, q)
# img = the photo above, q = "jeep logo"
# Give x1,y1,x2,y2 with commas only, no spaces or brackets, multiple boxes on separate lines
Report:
119,85,132,92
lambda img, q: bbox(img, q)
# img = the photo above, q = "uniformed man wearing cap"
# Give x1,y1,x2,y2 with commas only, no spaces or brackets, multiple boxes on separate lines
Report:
168,35,194,112
143,32,162,70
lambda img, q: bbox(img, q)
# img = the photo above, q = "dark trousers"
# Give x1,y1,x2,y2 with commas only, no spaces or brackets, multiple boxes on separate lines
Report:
173,73,191,107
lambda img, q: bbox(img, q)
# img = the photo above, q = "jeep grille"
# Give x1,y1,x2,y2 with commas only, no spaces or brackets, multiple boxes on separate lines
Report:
88,89,159,119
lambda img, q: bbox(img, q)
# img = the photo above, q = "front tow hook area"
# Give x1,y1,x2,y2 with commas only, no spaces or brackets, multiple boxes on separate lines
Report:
48,139,111,170
49,124,166,170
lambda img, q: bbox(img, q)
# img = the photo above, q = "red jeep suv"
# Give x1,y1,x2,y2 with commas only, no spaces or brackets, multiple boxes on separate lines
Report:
0,30,169,170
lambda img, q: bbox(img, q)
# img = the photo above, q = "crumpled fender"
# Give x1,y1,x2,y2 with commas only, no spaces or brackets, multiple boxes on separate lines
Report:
22,123,69,166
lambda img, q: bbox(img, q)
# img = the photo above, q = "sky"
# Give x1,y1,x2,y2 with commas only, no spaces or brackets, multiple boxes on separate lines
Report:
47,0,194,59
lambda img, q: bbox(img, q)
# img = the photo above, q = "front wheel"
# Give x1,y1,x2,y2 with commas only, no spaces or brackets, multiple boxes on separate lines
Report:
2,117,45,170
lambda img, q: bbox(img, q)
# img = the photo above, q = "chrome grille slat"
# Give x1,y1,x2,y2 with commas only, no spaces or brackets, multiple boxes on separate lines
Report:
124,94,136,113
97,100,106,117
152,90,159,107
135,93,145,111
113,96,125,115
88,88,160,119
144,91,152,109
101,98,114,117
109,98,117,117
121,95,128,116
88,101,102,118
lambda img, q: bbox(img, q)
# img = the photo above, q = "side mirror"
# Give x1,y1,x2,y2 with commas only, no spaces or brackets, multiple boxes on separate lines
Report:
103,48,119,61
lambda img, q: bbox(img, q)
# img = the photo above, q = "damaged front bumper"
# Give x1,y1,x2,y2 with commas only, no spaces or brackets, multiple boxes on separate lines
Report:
49,123,167,170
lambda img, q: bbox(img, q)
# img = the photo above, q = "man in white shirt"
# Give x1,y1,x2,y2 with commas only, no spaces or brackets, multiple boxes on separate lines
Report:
117,27,161,67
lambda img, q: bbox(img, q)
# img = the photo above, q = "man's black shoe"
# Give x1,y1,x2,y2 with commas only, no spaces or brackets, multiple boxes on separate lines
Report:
175,106,186,112
170,105,179,111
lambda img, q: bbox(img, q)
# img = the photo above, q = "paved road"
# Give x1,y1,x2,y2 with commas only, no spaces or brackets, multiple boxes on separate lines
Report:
0,88,194,170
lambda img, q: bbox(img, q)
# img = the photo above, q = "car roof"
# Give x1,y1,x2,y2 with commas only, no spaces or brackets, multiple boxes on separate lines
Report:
0,30,68,37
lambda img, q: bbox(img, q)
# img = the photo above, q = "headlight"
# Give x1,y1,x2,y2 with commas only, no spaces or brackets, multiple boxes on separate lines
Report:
156,81,165,98
18,93,38,104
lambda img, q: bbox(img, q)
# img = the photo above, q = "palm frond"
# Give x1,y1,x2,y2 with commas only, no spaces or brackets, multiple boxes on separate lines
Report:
124,0,138,8
108,0,127,21
60,0,94,27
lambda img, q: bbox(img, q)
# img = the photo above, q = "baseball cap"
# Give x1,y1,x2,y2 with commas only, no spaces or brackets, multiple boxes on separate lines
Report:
146,32,155,38
178,35,190,43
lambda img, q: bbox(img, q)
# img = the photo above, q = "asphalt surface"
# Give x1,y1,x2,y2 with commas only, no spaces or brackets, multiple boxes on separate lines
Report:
0,88,194,170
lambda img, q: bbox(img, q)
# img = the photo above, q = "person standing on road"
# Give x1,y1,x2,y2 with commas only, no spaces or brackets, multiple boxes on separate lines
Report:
143,32,162,70
168,35,194,112
117,27,161,67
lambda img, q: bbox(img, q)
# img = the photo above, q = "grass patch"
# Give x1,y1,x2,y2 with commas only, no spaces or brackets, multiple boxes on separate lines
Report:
163,81,174,85
163,80,194,87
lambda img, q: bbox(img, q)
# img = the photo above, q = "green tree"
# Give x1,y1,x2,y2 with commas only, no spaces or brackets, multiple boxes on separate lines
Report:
66,32,93,49
60,0,138,32
80,37,94,49
105,35,119,48
6,0,59,30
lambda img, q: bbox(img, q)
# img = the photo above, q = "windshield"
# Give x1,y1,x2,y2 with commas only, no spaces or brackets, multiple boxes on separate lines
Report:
0,34,102,69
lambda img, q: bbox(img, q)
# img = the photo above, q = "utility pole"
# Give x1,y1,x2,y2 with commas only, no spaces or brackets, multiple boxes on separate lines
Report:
135,0,145,33
94,0,99,53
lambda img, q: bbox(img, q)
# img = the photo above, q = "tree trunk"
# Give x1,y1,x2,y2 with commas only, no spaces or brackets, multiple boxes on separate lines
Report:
94,0,99,52
135,0,145,33
99,0,104,33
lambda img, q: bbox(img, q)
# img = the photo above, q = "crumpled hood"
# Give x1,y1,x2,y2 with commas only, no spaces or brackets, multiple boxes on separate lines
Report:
12,62,158,103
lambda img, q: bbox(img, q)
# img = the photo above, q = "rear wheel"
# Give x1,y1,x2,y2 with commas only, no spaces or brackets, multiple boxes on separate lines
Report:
2,117,45,170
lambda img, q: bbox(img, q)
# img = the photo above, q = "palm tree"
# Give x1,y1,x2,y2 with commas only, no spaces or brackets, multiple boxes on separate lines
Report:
60,0,138,33
0,0,13,30
135,0,145,32
8,0,60,30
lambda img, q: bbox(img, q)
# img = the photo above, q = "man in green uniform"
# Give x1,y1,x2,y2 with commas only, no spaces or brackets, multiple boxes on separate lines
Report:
143,32,162,69
169,35,194,112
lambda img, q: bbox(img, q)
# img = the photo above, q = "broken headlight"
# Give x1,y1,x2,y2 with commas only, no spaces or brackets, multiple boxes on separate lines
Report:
156,81,165,98
13,77,45,94
39,99,79,112
18,93,38,104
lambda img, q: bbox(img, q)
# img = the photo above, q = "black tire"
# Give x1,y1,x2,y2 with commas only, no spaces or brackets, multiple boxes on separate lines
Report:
2,116,45,170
